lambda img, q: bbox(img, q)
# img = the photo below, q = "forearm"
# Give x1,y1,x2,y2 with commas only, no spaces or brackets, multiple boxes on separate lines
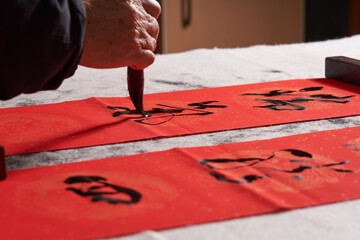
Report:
0,0,87,100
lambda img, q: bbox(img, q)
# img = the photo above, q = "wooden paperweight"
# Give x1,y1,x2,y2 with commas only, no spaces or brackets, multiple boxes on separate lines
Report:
326,56,360,87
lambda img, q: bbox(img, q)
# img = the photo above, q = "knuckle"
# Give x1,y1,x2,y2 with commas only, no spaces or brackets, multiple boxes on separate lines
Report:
148,37,157,51
134,39,143,52
131,53,155,70
143,0,162,18
152,0,162,13
150,16,159,28
127,31,143,53
146,17,159,38
145,53,156,66
153,2,161,17
154,21,160,37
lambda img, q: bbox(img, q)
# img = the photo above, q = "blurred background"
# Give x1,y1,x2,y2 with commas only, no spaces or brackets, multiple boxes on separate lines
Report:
155,0,360,53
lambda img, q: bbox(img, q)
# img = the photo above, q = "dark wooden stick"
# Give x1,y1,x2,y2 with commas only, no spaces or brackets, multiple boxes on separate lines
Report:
127,67,148,117
326,56,360,87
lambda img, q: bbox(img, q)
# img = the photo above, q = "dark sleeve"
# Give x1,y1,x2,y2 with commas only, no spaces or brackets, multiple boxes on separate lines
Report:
0,0,86,100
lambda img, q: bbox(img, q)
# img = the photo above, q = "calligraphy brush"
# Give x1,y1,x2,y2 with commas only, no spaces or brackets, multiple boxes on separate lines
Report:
127,67,148,117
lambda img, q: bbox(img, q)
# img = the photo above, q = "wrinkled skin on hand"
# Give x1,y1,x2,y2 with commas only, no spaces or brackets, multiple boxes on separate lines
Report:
80,0,161,69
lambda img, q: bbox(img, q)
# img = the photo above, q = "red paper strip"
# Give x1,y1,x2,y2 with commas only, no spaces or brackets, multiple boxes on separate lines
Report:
0,145,5,180
1,78,360,155
1,127,360,239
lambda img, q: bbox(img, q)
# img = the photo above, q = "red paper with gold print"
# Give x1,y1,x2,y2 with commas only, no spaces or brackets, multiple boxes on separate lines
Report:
1,127,360,239
1,78,360,155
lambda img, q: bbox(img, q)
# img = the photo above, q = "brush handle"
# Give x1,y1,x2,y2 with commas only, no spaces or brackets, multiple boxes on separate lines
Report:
127,67,148,117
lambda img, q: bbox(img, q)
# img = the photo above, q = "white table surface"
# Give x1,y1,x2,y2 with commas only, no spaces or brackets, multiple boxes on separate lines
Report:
2,35,360,240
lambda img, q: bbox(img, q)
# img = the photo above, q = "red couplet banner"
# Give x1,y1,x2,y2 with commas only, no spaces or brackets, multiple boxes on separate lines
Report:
1,78,360,155
0,126,360,239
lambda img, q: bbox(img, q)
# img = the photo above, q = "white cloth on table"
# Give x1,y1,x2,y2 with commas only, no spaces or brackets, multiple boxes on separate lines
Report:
3,35,360,240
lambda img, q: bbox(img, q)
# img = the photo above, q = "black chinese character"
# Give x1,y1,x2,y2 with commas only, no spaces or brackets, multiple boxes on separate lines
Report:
242,86,355,111
200,149,355,184
107,101,227,125
64,175,142,205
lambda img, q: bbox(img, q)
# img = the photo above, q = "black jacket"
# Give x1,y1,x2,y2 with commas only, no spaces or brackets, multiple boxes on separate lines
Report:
0,0,86,100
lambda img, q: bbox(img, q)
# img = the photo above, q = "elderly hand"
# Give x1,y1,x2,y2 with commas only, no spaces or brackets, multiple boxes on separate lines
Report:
80,0,161,70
